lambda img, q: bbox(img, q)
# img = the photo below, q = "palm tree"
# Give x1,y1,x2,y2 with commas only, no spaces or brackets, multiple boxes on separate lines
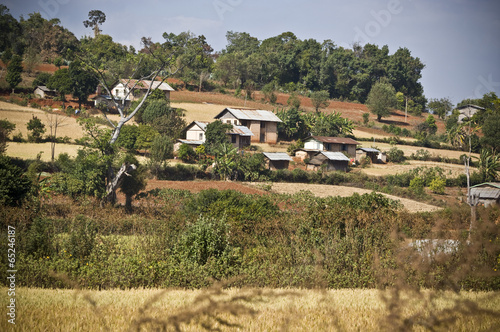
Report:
476,149,500,182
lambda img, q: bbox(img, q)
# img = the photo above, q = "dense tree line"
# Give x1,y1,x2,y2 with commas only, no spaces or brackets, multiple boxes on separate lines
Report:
213,31,426,109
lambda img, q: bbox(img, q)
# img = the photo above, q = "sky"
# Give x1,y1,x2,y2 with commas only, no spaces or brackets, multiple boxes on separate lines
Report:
3,0,500,106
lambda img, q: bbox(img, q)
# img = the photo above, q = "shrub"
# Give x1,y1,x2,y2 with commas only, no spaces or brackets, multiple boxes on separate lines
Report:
177,215,231,266
177,143,196,163
429,177,446,194
64,215,97,259
387,147,405,163
413,149,431,161
360,156,372,168
409,176,425,195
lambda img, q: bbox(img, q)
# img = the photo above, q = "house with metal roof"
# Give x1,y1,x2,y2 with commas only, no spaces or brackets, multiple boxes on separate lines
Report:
470,182,500,207
263,152,292,170
302,136,360,159
457,104,485,123
34,85,57,99
356,147,386,163
214,108,282,144
306,151,350,172
111,79,175,102
176,120,253,151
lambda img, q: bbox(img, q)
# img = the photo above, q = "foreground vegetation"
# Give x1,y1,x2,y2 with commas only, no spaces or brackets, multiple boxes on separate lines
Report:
1,189,499,291
1,287,499,331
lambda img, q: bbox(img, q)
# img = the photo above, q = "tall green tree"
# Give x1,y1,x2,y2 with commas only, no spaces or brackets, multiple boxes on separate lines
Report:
366,80,397,121
83,10,106,38
481,112,500,153
205,121,232,155
310,90,330,112
47,68,72,108
0,119,15,154
6,54,22,93
0,5,23,58
428,97,453,119
69,60,99,109
26,115,46,142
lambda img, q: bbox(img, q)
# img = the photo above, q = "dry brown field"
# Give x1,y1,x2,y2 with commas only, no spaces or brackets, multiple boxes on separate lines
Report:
1,287,498,331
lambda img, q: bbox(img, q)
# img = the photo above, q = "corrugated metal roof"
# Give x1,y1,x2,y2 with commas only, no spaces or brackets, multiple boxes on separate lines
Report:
194,121,209,131
177,139,204,145
470,187,500,199
215,108,282,122
320,151,350,161
263,152,292,161
120,79,175,91
36,85,56,92
229,125,254,136
471,182,500,189
308,136,360,145
358,147,380,153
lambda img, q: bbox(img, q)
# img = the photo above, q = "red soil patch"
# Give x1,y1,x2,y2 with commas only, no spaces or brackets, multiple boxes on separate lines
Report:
115,179,268,205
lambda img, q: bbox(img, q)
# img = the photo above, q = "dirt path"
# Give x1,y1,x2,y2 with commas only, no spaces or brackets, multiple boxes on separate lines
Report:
265,182,441,213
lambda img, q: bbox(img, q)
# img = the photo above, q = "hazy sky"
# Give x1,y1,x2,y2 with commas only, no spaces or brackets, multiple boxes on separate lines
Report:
3,0,500,106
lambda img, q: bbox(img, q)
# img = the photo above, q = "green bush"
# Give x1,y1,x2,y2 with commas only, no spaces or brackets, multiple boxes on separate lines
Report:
0,155,32,206
387,147,405,163
409,176,425,195
429,177,446,194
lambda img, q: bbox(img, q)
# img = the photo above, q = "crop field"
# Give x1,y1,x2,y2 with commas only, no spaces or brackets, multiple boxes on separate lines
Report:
2,287,499,331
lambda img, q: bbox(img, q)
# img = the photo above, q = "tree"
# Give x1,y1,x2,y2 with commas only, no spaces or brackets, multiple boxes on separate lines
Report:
213,143,238,181
204,121,232,155
0,119,15,154
141,99,186,138
0,155,32,206
45,113,67,161
0,5,23,57
6,54,22,93
150,135,173,166
78,33,208,203
27,115,46,143
287,92,301,109
47,68,72,108
428,97,453,119
83,10,106,38
177,143,196,163
118,154,147,211
69,60,99,109
305,111,354,137
366,80,397,121
32,72,52,88
476,149,500,182
481,112,500,153
310,90,330,112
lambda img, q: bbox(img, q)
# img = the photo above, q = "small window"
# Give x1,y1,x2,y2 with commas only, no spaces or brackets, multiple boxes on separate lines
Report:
260,122,266,129
234,120,238,125
199,133,203,140
231,135,237,143
341,144,347,151
226,120,232,124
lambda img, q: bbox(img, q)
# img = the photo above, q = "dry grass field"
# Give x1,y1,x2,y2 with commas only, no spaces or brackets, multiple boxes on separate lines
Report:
2,287,499,331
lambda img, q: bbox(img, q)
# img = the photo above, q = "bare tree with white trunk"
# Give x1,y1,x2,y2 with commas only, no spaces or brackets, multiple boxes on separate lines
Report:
78,33,210,204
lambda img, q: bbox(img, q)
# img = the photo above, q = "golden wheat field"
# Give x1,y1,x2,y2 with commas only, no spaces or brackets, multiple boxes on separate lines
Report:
1,287,499,331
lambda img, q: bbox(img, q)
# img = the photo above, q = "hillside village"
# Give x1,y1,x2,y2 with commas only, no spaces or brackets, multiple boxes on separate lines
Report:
1,5,500,331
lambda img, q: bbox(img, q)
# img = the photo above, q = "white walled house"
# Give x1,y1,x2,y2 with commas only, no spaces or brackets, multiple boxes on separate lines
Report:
175,121,253,151
112,79,175,101
303,136,359,159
